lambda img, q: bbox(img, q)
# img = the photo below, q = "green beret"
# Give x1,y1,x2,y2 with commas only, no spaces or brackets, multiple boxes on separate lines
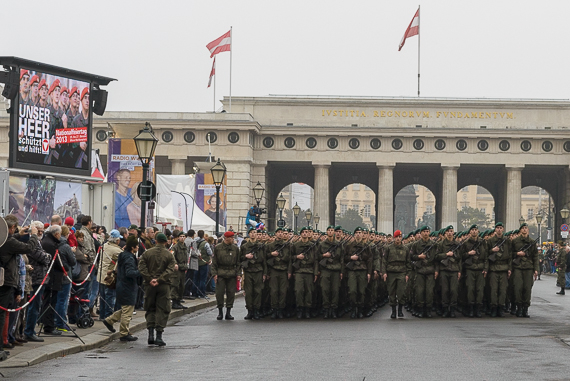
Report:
520,223,528,229
513,229,520,234
443,225,454,233
299,227,309,233
420,225,430,232
353,227,363,234
156,233,168,242
274,227,284,233
334,225,342,231
495,222,504,228
128,224,138,230
326,225,335,230
469,224,478,231
248,227,256,233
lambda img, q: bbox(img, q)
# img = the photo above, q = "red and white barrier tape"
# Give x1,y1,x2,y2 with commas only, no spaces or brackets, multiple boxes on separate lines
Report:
58,246,102,286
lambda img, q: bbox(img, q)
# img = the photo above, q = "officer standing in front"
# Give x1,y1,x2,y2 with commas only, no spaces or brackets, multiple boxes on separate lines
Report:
171,230,189,310
436,226,462,318
239,229,266,320
345,227,372,319
212,231,240,321
138,233,176,347
382,230,410,319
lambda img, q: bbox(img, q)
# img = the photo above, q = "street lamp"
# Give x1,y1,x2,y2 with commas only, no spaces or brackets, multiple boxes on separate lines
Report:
133,122,158,231
561,207,570,242
293,203,301,233
276,193,286,228
314,214,320,231
253,181,265,207
305,209,312,227
519,216,525,227
536,213,543,246
210,158,227,237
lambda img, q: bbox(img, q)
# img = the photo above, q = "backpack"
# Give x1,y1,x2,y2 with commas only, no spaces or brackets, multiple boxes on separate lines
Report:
71,261,82,281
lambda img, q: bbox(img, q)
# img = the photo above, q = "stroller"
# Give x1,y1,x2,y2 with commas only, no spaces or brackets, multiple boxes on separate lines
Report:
69,287,94,328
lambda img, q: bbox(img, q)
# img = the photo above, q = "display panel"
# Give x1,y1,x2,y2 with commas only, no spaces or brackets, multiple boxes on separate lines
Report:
15,68,91,172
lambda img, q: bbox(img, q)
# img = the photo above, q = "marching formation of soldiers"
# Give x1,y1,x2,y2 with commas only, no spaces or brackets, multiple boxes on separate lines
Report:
213,221,542,321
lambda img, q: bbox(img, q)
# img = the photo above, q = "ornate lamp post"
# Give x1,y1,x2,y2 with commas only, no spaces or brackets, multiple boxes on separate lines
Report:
519,216,525,227
305,209,312,227
276,193,286,228
210,159,227,237
535,213,543,246
253,181,265,208
293,203,301,233
561,207,569,242
133,122,158,231
314,214,320,231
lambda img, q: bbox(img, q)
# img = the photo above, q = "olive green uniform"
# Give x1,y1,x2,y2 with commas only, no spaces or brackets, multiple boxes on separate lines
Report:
410,238,438,309
212,242,240,309
511,235,538,308
556,248,567,288
292,240,318,308
266,239,292,309
138,244,176,331
345,240,372,307
435,238,462,308
487,235,511,308
460,237,488,306
171,241,189,301
317,238,344,310
382,242,411,307
239,240,266,311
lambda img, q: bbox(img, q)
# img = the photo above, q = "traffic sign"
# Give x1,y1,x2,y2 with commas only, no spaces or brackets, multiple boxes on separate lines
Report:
137,181,156,202
561,224,569,232
562,231,569,239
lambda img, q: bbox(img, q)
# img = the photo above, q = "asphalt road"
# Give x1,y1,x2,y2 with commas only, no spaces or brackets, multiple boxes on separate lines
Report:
5,274,570,381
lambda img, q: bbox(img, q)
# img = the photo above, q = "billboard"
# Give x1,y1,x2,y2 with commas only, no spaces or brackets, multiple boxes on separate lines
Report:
107,139,154,229
14,68,91,173
195,172,227,229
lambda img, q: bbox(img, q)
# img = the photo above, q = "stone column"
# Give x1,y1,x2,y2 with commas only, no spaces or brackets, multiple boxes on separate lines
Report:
225,160,254,232
377,165,394,234
441,166,459,229
313,164,330,229
505,165,523,230
170,158,186,175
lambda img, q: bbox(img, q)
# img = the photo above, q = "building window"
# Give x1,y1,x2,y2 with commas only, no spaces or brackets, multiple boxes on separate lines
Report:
426,205,433,214
364,205,371,218
340,204,347,216
462,186,469,192
352,204,359,211
353,184,360,190
480,208,486,215
527,209,534,220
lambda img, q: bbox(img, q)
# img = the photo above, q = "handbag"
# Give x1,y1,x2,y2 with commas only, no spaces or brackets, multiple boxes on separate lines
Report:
104,269,117,289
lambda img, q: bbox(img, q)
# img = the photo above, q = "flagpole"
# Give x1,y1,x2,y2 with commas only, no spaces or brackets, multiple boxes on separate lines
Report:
213,59,216,112
417,5,420,97
229,26,232,112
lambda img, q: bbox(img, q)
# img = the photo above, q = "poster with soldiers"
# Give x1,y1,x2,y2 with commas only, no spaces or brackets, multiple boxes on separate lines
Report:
53,181,83,222
8,175,56,225
16,68,90,170
107,139,155,229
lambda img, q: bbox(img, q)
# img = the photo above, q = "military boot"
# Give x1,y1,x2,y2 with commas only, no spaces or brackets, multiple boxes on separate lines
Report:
277,309,284,319
468,305,474,318
497,306,504,317
557,287,565,295
475,305,482,318
351,306,358,319
390,305,397,319
253,309,261,320
270,309,278,319
323,308,329,319
331,309,338,319
449,306,456,318
225,308,234,320
490,307,497,317
510,304,517,315
217,308,224,320
154,331,166,347
516,305,522,317
357,307,363,319
364,308,374,318
522,306,530,318
147,328,155,345
304,308,311,319
443,307,450,318
296,308,303,319
417,307,424,318
425,307,432,318
244,310,254,320
398,304,404,318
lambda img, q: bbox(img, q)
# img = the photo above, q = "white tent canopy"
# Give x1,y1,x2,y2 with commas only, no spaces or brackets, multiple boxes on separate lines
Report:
154,175,223,234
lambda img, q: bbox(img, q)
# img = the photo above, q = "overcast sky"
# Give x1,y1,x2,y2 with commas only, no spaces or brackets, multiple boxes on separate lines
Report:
3,1,570,113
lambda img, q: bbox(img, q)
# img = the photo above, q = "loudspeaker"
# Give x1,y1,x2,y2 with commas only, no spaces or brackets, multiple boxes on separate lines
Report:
92,88,108,116
0,70,19,100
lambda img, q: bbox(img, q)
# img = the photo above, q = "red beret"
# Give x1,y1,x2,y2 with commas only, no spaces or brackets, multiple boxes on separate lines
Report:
60,86,68,95
64,217,74,226
43,223,50,229
29,75,39,87
20,69,29,80
69,86,79,97
224,231,235,238
38,79,48,90
394,230,402,238
48,79,61,95
80,87,89,100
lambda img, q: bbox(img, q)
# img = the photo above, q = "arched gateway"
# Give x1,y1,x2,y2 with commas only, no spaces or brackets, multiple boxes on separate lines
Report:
73,96,570,238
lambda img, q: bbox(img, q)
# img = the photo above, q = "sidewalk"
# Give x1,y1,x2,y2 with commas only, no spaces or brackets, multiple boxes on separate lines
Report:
0,296,219,368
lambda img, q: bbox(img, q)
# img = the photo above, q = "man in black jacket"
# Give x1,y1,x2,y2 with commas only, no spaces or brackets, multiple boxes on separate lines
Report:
0,215,38,360
40,225,62,335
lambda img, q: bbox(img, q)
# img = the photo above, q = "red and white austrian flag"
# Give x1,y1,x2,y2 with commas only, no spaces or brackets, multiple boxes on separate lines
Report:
207,30,231,58
208,57,216,88
398,8,419,51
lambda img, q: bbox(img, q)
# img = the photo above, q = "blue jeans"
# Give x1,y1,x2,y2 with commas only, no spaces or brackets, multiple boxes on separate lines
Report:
209,266,216,292
24,285,44,337
55,283,72,328
99,284,116,320
89,274,99,309
194,265,209,297
566,272,570,288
